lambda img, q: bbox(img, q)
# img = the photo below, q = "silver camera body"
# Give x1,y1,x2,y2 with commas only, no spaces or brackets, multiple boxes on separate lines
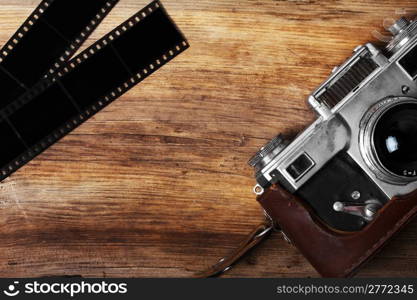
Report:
250,18,417,231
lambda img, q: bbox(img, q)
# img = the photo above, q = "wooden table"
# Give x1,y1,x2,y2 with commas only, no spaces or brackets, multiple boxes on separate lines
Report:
1,0,417,278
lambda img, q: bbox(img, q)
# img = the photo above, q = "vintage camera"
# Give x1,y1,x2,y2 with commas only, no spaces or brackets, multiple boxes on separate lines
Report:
249,17,417,276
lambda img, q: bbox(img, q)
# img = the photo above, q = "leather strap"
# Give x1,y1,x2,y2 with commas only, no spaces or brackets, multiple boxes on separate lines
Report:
195,220,274,278
198,182,417,278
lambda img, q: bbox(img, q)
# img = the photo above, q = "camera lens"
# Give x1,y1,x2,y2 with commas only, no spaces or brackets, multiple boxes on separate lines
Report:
373,103,417,177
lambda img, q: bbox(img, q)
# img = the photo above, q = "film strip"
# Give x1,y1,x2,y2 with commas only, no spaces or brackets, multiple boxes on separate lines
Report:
0,0,119,111
0,0,189,180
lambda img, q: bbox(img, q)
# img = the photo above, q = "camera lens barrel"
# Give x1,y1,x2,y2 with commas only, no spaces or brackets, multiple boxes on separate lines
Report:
373,102,417,177
360,97,417,183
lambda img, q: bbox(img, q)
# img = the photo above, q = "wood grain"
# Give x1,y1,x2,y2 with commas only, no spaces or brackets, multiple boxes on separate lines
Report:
1,0,417,278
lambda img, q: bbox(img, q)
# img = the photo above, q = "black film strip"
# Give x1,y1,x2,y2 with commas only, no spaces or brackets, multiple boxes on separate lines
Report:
0,0,189,180
0,0,119,111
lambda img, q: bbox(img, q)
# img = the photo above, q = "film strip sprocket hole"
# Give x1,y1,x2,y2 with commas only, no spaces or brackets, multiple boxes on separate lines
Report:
0,0,119,112
0,0,189,179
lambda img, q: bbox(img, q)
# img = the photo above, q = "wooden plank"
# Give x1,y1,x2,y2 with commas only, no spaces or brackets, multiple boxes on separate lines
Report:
0,0,416,277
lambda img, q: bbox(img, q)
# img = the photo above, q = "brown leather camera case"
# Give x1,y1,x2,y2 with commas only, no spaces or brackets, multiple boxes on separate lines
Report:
258,184,417,277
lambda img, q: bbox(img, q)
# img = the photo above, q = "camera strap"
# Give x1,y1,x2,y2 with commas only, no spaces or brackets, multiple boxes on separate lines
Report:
0,0,188,180
195,219,276,278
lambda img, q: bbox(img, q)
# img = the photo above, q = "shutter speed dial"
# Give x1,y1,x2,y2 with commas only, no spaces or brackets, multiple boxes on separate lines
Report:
248,134,289,172
388,17,410,35
386,17,417,53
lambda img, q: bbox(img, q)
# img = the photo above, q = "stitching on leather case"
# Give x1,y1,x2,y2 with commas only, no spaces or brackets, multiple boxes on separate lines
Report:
343,205,417,276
